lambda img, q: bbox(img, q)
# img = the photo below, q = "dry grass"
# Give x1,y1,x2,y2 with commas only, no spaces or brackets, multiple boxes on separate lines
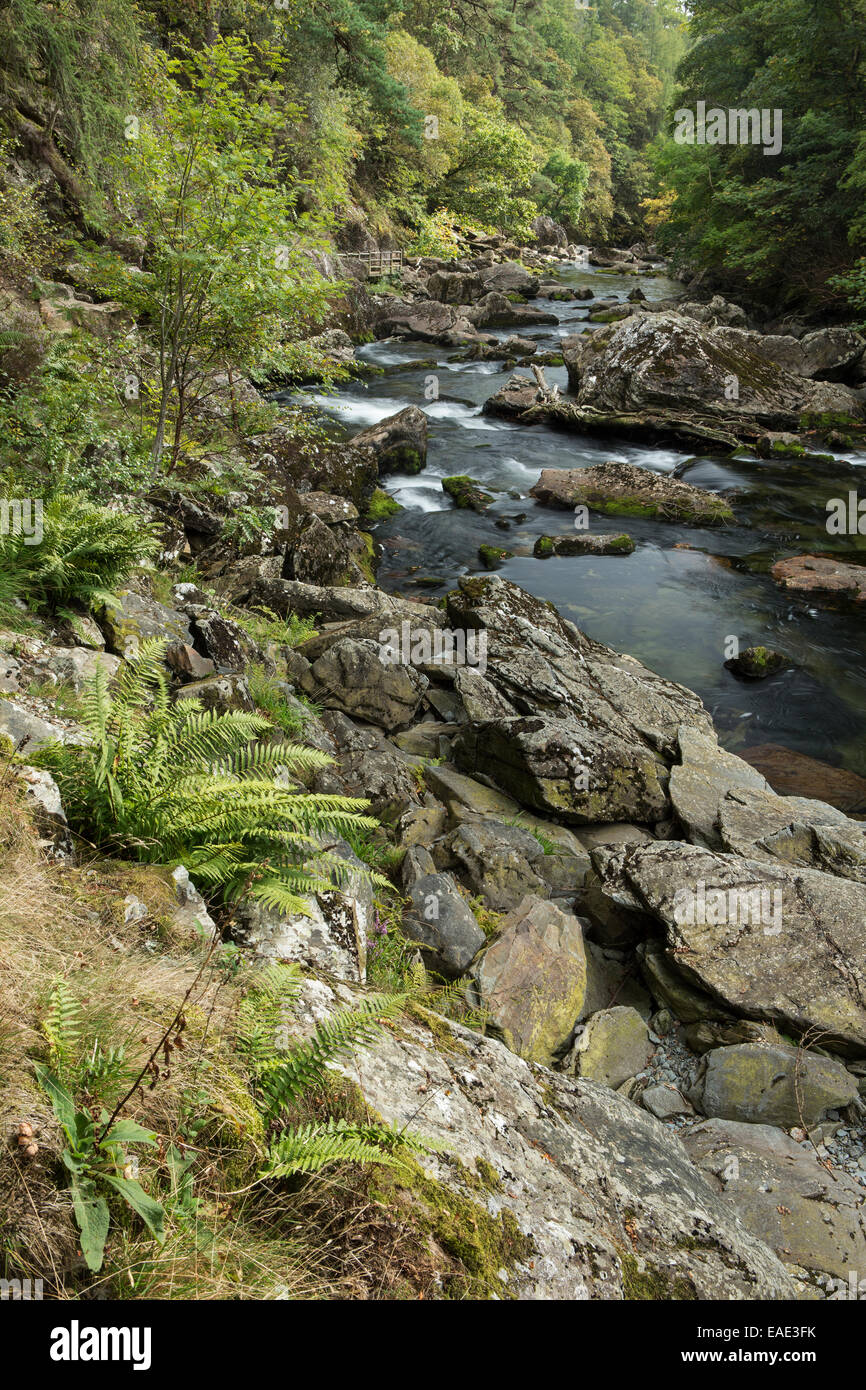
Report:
0,773,459,1300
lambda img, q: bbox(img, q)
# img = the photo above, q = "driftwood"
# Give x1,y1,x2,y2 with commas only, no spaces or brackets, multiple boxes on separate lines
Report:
531,363,560,402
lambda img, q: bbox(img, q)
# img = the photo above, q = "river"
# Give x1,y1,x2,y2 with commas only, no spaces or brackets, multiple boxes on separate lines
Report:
287,259,866,782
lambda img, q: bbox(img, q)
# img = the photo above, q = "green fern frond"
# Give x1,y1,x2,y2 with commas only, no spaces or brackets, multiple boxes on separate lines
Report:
264,1118,428,1178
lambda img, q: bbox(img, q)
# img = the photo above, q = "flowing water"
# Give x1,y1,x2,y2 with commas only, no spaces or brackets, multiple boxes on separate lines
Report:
285,261,866,779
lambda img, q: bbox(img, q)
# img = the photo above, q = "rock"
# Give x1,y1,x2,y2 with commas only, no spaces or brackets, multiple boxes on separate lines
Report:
99,590,192,657
164,642,215,681
534,533,635,557
400,844,436,889
770,554,866,605
454,715,670,825
374,299,476,343
442,476,493,512
739,744,866,815
468,293,557,330
445,576,712,753
474,896,588,1063
670,725,771,849
578,823,655,850
15,766,72,857
242,576,434,625
452,667,517,720
478,543,512,569
482,372,543,420
174,674,254,713
298,637,428,731
425,269,486,303
320,712,420,820
170,865,217,934
287,512,373,587
57,613,106,649
683,1119,866,1280
478,262,540,297
561,311,863,437
715,784,852,861
594,841,866,1052
187,611,248,673
403,873,485,977
437,820,547,910
350,406,428,475
293,977,797,1299
725,645,789,679
569,1006,654,1088
689,1044,859,1128
713,325,866,383
530,461,734,526
235,884,369,983
642,1085,692,1119
423,763,522,819
682,1019,769,1053
37,646,121,692
0,702,83,753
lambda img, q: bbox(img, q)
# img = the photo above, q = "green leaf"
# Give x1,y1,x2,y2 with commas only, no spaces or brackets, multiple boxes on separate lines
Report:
71,1181,111,1272
103,1117,158,1146
104,1174,166,1243
34,1063,77,1135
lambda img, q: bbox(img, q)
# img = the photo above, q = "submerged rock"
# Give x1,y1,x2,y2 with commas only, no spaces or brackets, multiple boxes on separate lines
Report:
770,554,866,605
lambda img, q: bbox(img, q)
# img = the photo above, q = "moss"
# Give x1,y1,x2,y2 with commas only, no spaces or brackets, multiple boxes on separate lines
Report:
365,488,402,522
372,1157,534,1298
442,476,493,511
478,544,511,570
534,535,555,557
620,1249,698,1301
385,445,424,475
607,533,635,554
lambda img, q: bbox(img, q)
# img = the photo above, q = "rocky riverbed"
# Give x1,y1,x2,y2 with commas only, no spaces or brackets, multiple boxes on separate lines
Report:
3,231,866,1300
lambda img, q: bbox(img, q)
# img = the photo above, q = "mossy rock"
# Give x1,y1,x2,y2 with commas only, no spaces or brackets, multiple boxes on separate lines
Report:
478,544,512,570
364,488,402,522
442,476,494,512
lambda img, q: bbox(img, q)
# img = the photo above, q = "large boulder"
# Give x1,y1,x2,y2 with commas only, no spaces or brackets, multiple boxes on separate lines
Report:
713,325,865,383
561,311,863,434
569,1006,654,1088
683,1119,866,1281
350,406,428,475
403,872,486,977
591,840,866,1053
298,637,428,730
478,262,540,297
474,895,588,1063
98,590,192,657
291,977,798,1299
454,715,670,825
374,299,477,343
689,1043,859,1128
468,292,557,330
529,461,735,526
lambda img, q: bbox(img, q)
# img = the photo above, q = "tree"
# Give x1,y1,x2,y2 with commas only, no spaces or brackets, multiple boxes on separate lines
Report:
98,36,335,470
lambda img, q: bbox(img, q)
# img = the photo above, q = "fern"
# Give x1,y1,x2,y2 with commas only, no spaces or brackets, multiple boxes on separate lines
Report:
264,1118,428,1179
42,980,83,1080
238,969,429,1180
0,492,158,614
44,639,380,914
257,993,407,1125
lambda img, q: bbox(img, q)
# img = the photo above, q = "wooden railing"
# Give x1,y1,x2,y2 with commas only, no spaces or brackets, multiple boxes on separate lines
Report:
342,249,404,275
